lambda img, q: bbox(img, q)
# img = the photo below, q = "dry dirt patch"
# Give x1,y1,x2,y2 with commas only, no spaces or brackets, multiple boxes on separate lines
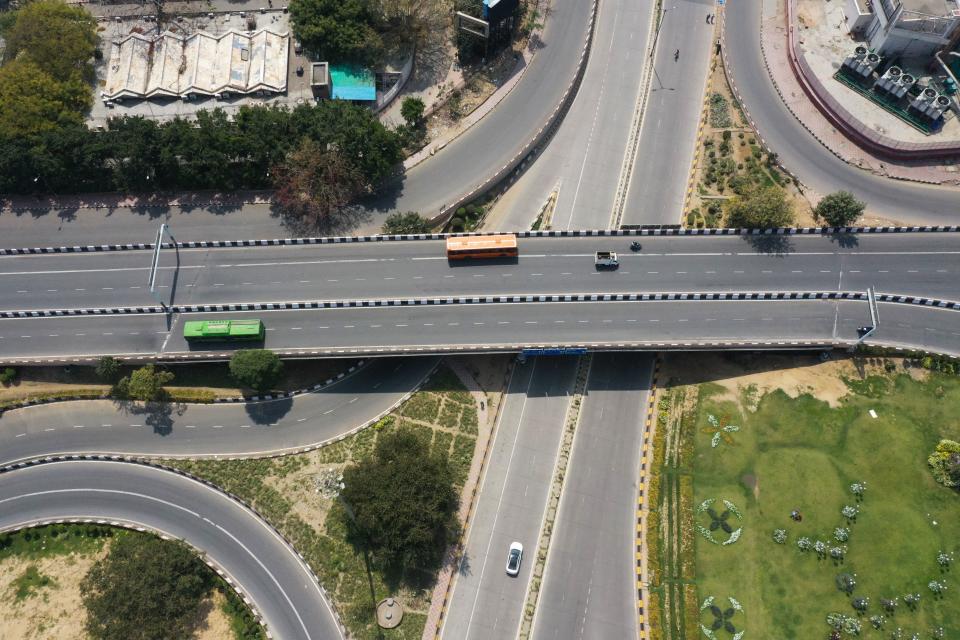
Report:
0,550,104,639
661,352,913,410
0,543,240,640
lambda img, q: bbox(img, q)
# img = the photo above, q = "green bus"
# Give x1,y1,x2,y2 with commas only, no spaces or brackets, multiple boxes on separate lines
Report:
183,319,265,342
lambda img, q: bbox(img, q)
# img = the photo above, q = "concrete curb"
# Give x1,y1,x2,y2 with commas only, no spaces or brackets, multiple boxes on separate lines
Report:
610,0,662,228
635,358,659,639
3,290,958,321
6,335,957,366
1,224,956,255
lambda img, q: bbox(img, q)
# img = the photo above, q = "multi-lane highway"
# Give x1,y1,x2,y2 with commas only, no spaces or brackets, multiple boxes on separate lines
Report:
0,461,342,640
0,233,956,360
442,357,579,639
2,235,954,311
532,352,652,640
4,298,957,359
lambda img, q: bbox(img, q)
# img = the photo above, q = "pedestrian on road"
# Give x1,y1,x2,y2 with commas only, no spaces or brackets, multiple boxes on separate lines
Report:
706,13,710,23
674,48,680,61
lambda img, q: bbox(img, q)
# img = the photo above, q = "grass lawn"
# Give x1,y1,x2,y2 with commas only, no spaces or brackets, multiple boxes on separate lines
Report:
690,369,960,639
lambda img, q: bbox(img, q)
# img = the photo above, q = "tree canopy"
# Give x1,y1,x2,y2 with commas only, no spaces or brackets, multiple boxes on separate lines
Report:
113,364,174,402
725,185,794,229
81,534,215,640
229,349,285,392
2,0,98,83
341,427,461,575
814,191,865,227
382,211,431,234
272,138,367,231
0,102,405,197
289,0,383,65
0,58,90,138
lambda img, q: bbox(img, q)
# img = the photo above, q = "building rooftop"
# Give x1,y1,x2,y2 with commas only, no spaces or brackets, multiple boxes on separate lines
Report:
104,28,289,100
901,0,960,17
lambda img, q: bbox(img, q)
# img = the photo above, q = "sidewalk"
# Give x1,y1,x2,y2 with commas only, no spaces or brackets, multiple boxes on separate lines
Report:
759,0,960,185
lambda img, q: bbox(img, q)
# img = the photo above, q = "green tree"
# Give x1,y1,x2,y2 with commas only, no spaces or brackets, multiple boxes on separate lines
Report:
95,356,122,383
2,0,98,83
400,96,425,128
289,0,383,64
814,190,865,227
382,211,431,234
272,138,366,230
81,534,214,640
340,427,460,575
0,59,90,137
229,349,284,393
725,185,794,229
113,364,174,401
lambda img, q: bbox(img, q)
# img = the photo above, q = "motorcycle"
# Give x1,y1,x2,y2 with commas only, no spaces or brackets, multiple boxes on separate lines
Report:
630,241,642,252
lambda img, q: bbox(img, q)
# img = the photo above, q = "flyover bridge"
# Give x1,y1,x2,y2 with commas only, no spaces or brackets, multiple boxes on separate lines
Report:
0,231,957,362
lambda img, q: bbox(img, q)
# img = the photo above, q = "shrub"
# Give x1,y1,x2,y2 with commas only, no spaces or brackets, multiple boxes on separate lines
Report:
725,185,794,229
382,211,431,235
928,439,960,487
814,190,866,227
709,93,731,128
229,350,284,393
0,367,16,385
112,365,173,401
95,356,121,383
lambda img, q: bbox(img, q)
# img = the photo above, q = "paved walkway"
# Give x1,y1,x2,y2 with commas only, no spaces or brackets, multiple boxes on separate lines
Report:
759,0,960,186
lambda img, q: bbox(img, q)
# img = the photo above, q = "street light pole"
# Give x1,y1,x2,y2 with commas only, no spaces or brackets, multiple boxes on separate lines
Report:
650,4,676,59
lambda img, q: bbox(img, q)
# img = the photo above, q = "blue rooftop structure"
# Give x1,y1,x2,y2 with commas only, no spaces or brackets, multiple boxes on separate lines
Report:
329,66,376,101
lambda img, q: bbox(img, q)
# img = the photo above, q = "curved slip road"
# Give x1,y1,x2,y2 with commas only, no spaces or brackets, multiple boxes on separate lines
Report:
724,0,960,224
2,234,958,311
0,0,594,247
0,460,341,640
0,357,437,463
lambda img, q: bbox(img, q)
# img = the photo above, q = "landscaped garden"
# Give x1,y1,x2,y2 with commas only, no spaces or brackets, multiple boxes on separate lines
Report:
652,353,960,639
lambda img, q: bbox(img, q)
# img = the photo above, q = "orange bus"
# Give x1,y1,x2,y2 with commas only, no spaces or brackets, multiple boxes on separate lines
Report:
446,234,518,260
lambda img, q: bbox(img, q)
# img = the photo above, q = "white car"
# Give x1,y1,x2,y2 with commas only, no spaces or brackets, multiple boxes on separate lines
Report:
505,542,523,576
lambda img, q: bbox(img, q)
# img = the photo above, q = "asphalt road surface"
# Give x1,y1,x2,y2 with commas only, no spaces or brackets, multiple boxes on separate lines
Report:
724,0,960,224
442,357,579,639
0,358,436,462
532,352,652,640
0,461,342,640
1,234,956,312
0,299,957,360
487,0,653,230
623,0,716,226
